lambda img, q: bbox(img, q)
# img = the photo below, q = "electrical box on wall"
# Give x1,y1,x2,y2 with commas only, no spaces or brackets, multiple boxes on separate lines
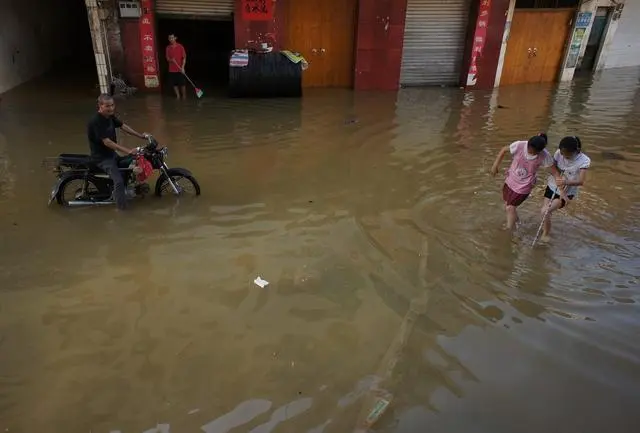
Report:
119,0,141,18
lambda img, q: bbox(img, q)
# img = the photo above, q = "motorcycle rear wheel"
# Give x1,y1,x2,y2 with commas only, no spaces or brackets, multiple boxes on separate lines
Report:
57,175,103,206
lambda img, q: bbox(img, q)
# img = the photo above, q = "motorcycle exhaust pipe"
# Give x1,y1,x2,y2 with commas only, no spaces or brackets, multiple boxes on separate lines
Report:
67,201,114,207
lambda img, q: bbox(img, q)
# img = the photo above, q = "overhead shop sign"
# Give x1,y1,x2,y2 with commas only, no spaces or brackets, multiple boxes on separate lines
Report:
140,0,160,88
242,0,274,21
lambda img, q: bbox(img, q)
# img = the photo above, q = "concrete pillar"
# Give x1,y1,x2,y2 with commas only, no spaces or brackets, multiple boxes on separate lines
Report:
85,0,112,94
104,0,126,75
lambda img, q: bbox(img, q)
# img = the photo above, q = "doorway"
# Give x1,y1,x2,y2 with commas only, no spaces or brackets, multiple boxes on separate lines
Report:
500,0,580,86
282,0,357,88
579,7,611,72
500,9,574,86
156,17,235,92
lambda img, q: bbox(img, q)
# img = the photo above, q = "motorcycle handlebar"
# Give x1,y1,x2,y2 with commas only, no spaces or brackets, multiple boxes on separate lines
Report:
132,136,166,156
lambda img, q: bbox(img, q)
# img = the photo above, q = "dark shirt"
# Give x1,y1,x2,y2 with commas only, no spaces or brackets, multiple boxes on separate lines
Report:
87,113,123,159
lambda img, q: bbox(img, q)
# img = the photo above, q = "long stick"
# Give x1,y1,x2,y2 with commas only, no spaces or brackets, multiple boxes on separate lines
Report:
172,59,203,97
532,199,553,247
531,184,567,247
181,71,198,90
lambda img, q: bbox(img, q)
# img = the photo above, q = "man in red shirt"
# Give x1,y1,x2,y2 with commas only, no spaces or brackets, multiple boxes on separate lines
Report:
165,34,187,99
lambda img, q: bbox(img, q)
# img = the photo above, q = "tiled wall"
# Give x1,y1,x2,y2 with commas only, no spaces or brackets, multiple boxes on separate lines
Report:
354,0,408,90
234,0,284,50
120,19,144,90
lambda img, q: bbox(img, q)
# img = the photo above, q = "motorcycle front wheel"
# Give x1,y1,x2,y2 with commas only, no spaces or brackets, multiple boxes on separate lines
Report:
155,171,201,197
57,175,103,206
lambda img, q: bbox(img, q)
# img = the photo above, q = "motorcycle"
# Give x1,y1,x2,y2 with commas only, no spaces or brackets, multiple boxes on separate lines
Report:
44,135,200,207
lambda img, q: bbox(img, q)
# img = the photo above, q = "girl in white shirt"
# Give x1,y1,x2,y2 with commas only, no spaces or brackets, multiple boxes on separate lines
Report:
540,136,591,241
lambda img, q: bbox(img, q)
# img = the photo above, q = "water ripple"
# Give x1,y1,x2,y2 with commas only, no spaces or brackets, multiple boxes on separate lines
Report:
0,67,639,432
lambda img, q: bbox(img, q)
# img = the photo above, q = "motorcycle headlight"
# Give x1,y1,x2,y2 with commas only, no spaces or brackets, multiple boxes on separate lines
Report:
161,147,169,157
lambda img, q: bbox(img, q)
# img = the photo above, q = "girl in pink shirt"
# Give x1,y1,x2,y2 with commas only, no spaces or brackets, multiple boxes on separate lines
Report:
491,133,562,231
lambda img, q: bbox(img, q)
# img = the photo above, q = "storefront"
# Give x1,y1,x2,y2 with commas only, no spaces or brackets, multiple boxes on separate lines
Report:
399,0,472,86
133,0,402,92
97,0,640,94
118,0,539,92
497,0,580,86
118,0,473,92
153,0,235,90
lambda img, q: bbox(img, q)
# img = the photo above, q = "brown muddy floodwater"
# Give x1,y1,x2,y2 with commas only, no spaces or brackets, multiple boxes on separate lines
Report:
0,67,639,433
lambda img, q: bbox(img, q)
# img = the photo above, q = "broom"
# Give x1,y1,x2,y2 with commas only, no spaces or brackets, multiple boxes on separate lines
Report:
173,60,204,99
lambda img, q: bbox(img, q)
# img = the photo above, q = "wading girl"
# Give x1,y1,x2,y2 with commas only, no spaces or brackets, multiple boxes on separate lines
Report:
491,133,562,231
540,135,590,241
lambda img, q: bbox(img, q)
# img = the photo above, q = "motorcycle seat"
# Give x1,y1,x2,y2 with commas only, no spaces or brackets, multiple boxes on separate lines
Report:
58,154,133,172
58,153,93,169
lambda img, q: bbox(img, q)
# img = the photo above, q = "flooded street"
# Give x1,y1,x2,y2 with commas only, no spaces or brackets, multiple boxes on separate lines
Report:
1,66,639,433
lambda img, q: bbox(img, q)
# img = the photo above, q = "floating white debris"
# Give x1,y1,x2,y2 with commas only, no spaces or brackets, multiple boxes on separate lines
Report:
254,276,269,288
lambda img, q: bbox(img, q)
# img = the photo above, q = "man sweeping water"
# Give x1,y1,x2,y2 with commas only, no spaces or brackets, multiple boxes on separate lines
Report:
166,33,187,99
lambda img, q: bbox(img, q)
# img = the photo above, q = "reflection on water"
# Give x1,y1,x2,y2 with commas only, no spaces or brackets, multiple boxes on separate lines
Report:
0,67,639,433
201,399,271,433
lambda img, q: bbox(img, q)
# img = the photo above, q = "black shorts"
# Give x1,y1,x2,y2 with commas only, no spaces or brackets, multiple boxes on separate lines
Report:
169,72,186,87
544,186,574,209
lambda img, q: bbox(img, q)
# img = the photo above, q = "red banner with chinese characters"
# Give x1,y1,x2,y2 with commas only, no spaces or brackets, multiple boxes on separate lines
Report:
139,0,160,88
241,0,274,21
466,0,492,86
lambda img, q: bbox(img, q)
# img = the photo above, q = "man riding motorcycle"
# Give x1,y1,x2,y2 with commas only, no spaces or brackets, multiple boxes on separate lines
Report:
88,93,149,210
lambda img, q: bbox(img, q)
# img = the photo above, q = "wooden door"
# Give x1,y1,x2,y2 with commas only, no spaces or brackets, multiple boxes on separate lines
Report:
320,0,357,87
284,0,321,87
283,0,357,88
535,10,574,82
501,9,574,86
500,11,533,86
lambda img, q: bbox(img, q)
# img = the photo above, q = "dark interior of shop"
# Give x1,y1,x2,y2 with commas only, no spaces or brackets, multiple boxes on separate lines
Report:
67,2,95,67
47,0,95,87
156,18,235,92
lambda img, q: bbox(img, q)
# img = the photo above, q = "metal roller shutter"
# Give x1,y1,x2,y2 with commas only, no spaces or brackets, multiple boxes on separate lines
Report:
400,0,471,86
155,0,234,18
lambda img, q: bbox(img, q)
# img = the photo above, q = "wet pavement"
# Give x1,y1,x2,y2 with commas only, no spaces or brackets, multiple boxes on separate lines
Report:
0,66,639,433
